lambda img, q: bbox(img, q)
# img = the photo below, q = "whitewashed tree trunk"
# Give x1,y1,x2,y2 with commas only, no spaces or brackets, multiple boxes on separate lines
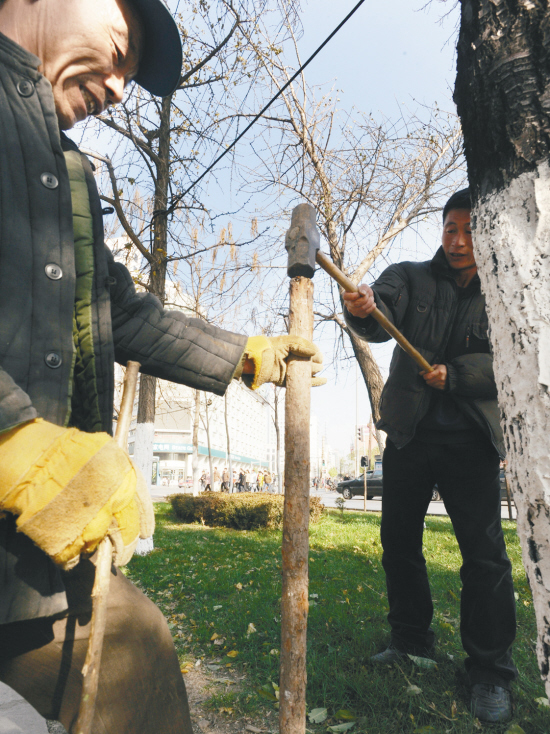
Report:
192,389,200,496
132,421,155,555
474,169,550,696
455,0,550,697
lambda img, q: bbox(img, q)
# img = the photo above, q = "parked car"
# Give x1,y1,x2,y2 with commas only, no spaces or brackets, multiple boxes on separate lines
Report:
336,470,383,500
338,471,440,501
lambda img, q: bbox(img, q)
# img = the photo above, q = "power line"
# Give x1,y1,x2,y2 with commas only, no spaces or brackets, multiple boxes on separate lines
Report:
165,0,368,215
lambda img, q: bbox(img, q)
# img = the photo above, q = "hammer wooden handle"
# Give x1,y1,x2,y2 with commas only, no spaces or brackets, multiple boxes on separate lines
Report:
75,361,141,734
315,251,433,373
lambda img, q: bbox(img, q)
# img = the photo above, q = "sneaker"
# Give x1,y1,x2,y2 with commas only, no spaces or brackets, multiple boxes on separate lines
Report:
470,683,512,723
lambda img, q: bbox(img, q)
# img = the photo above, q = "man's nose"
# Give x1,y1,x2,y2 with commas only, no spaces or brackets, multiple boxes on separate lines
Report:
105,73,125,106
456,229,469,247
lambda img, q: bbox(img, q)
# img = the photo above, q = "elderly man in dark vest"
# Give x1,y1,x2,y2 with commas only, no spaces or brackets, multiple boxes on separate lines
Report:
0,0,324,731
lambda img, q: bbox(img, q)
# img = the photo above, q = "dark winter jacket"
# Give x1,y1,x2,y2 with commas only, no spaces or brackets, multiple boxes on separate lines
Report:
344,247,504,457
0,33,247,624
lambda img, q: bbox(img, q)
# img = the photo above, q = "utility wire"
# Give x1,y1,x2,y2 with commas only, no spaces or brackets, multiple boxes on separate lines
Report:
164,0,368,216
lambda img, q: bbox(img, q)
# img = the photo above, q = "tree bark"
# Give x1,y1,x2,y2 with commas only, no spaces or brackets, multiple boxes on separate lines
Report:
280,277,313,734
349,332,386,453
455,0,550,697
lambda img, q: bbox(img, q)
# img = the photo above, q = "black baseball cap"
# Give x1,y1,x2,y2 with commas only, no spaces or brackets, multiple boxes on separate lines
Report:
130,0,183,97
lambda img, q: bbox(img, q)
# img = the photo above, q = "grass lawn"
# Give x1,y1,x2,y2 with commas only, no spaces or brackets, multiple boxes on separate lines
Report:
125,502,549,734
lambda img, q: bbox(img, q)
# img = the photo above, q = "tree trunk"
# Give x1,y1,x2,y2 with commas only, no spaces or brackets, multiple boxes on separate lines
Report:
192,389,201,496
455,0,550,698
225,391,233,492
205,399,214,489
134,94,172,497
280,277,313,734
274,388,282,494
349,332,386,453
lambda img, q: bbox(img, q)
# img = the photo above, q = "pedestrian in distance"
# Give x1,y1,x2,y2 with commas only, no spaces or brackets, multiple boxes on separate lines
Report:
257,471,264,492
343,188,516,724
221,467,229,491
213,467,221,492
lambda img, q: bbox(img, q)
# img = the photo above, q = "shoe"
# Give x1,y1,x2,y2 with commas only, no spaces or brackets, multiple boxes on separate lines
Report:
371,642,435,665
470,684,512,723
370,644,407,664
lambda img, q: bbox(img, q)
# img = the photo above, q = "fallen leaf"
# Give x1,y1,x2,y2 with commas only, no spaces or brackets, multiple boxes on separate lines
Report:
245,726,263,733
407,654,438,669
327,723,355,732
504,726,526,734
247,622,257,636
413,727,437,733
211,633,220,641
213,605,222,611
207,664,222,671
270,648,279,655
406,685,423,696
235,583,243,590
226,650,239,657
334,709,356,720
308,707,328,723
535,696,550,707
257,684,278,702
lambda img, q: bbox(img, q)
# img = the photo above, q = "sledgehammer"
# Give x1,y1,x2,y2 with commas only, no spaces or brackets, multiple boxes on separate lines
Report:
286,203,433,373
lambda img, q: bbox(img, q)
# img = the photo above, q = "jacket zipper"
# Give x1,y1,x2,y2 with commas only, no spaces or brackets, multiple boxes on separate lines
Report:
466,325,470,350
434,278,459,363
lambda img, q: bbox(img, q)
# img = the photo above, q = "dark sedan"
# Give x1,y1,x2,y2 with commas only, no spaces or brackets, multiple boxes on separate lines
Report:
336,470,384,500
337,469,512,504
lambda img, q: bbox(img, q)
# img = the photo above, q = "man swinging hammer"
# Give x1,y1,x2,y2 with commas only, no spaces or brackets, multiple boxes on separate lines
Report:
0,0,324,731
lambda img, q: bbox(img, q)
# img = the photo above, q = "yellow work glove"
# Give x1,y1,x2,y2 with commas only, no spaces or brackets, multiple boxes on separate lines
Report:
243,335,327,390
0,419,154,569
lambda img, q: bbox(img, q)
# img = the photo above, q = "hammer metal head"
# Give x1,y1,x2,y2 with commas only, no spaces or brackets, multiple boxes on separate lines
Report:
285,203,320,279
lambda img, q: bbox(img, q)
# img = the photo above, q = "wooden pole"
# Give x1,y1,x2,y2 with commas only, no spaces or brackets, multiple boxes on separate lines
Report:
315,251,433,373
279,277,313,734
75,361,141,734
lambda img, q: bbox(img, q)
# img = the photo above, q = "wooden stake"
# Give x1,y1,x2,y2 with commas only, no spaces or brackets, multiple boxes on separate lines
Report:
75,360,141,734
279,277,313,734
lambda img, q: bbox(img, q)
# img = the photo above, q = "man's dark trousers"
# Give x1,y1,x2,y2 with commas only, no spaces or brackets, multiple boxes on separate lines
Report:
381,438,517,688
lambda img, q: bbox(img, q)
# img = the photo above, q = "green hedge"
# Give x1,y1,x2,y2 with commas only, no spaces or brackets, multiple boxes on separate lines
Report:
168,491,324,530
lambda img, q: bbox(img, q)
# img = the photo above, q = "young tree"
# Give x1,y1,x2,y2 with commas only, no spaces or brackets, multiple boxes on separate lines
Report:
454,0,550,698
241,31,464,441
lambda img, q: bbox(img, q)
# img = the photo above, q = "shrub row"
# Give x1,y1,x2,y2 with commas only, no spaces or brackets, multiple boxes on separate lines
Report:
169,491,324,530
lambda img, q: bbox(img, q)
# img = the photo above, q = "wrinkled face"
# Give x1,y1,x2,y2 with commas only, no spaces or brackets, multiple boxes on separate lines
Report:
38,0,142,129
441,208,476,273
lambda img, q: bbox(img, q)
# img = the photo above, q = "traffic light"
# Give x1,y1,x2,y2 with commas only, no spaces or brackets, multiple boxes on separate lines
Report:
357,426,363,441
360,455,368,468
